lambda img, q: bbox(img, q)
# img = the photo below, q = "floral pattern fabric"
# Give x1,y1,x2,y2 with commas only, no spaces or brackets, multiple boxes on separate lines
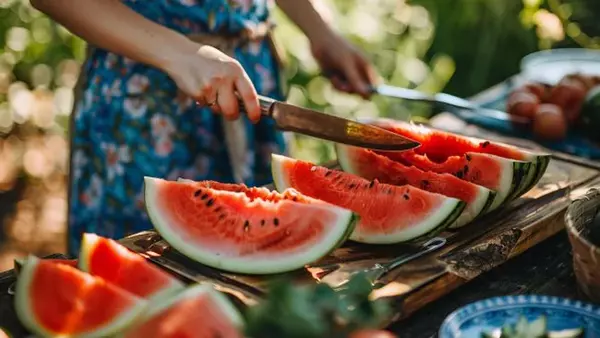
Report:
67,0,287,256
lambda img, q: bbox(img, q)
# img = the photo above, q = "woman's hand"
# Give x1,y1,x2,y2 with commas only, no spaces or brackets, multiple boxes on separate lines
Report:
165,44,262,122
310,31,379,99
30,0,261,122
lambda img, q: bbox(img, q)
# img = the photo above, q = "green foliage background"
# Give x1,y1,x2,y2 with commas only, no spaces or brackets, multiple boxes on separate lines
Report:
0,0,594,258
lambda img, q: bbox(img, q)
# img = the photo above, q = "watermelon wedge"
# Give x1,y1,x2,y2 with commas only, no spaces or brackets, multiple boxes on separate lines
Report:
14,257,77,277
360,118,550,210
122,284,244,338
335,144,495,228
270,154,466,244
15,256,147,338
79,233,185,302
143,177,355,274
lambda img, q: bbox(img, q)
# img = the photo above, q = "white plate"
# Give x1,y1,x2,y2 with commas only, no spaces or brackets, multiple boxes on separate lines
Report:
520,48,600,84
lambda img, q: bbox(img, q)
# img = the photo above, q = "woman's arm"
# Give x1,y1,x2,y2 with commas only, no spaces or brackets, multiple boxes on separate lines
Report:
31,0,194,73
31,0,261,120
275,0,378,97
274,0,332,44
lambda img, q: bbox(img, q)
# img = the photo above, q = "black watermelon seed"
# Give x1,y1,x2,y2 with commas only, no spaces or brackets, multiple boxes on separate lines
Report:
194,190,202,197
273,218,280,226
482,141,490,148
403,194,409,200
260,219,265,226
463,165,469,174
369,181,375,188
201,193,209,200
421,180,430,187
456,171,464,179
325,171,332,177
206,199,214,207
349,183,356,189
243,220,250,232
465,154,472,161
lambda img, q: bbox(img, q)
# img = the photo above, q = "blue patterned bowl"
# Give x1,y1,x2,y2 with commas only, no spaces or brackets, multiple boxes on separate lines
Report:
439,295,600,338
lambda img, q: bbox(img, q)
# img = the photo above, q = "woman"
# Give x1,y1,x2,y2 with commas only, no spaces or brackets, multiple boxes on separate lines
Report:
32,0,378,256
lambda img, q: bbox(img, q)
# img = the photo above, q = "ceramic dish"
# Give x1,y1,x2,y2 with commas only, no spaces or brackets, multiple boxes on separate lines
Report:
439,295,600,338
520,48,600,85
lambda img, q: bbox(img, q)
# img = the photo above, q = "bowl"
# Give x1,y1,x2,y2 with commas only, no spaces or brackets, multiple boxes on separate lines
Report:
520,48,600,85
439,295,600,338
565,188,600,303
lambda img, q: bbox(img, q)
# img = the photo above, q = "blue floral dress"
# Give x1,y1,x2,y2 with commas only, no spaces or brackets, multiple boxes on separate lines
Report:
67,0,287,256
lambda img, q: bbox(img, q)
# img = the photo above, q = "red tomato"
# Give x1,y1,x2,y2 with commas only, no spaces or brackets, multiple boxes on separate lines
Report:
349,329,398,338
547,78,587,123
533,104,568,141
562,73,595,91
506,90,539,119
521,82,549,101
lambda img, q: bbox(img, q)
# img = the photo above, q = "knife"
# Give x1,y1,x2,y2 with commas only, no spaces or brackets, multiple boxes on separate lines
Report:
237,95,420,151
373,84,531,128
323,71,530,128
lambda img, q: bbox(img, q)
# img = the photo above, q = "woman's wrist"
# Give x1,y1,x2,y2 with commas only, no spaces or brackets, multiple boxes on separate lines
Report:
157,35,202,78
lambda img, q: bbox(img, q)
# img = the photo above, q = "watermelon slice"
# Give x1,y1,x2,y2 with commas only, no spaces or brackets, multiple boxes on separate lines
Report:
143,177,355,274
361,119,550,210
14,257,77,277
271,154,466,244
79,233,185,302
335,144,495,228
15,256,147,338
122,284,244,338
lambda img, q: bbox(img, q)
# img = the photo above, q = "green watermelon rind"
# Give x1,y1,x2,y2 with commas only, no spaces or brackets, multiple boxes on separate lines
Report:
271,154,466,244
483,155,531,212
78,233,186,304
15,255,147,338
118,284,244,337
508,154,551,200
334,143,496,229
144,177,355,275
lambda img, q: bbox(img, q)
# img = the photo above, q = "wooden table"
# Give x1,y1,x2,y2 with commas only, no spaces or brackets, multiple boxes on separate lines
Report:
0,231,579,338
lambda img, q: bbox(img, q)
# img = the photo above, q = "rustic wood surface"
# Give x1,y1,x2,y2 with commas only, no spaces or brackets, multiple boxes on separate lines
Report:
0,231,581,337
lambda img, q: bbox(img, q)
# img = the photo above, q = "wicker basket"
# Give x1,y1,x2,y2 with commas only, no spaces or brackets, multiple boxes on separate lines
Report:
565,188,600,303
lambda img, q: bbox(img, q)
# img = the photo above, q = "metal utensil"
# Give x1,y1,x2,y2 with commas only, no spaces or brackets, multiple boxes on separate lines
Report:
318,237,447,289
373,84,530,127
238,95,421,151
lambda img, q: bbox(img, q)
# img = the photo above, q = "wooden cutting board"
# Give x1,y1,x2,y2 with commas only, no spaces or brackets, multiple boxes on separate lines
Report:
119,148,600,320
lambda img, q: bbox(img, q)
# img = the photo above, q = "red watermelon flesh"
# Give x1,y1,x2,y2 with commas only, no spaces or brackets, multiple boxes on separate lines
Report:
79,233,185,302
15,256,147,337
144,177,355,274
362,119,540,210
370,118,529,162
123,284,244,338
335,145,495,228
271,154,466,244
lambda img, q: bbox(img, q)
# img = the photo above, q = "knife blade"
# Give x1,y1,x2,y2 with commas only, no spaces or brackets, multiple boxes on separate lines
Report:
373,84,530,127
239,95,421,151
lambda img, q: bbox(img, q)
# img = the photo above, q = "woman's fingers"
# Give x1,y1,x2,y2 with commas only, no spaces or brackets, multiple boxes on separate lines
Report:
235,74,261,123
330,76,352,93
216,81,239,120
201,83,220,113
358,56,380,88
